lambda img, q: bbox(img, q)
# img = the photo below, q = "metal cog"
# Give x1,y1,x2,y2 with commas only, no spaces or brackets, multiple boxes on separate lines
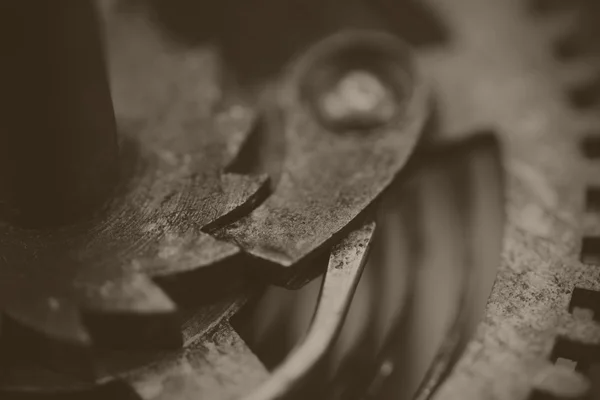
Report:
407,0,600,399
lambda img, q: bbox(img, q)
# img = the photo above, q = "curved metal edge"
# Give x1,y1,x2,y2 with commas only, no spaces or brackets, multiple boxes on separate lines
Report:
412,131,505,400
243,220,377,400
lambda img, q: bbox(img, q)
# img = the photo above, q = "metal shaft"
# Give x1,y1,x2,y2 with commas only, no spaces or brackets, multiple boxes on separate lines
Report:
0,0,119,227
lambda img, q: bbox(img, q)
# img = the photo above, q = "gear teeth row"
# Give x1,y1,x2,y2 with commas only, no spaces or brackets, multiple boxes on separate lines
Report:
532,0,600,113
528,0,600,399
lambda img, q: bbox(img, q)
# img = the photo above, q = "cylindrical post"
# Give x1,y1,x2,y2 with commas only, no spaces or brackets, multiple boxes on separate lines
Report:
0,1,119,227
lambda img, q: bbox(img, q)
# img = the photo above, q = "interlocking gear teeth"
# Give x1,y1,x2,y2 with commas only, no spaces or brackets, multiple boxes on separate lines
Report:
0,0,272,367
0,157,268,355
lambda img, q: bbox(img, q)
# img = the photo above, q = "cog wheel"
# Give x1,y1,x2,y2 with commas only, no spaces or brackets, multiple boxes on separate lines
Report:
403,0,600,399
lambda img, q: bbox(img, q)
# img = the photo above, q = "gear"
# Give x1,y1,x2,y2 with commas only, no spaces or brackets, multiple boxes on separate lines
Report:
0,0,270,359
410,0,600,399
2,0,598,399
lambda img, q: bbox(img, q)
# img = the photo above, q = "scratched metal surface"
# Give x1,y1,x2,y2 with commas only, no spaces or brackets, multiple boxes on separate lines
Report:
0,0,270,353
100,0,600,398
2,0,598,398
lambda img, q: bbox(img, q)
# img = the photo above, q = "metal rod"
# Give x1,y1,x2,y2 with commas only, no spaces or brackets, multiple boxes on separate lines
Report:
0,0,119,227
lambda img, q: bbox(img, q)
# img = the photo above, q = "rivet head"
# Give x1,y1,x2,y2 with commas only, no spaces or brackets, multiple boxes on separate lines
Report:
295,31,416,133
318,70,397,130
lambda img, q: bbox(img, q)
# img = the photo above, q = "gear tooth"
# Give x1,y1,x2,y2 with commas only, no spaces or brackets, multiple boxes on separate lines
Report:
202,172,270,233
531,363,590,399
80,274,182,350
2,301,100,380
3,299,91,347
82,274,177,313
144,231,241,276
127,322,268,400
145,231,246,306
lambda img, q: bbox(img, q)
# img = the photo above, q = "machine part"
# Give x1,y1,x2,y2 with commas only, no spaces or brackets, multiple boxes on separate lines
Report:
0,0,499,398
3,0,597,399
215,30,429,286
244,220,376,400
0,0,119,228
407,0,600,399
0,0,435,391
0,0,432,367
0,0,272,359
0,127,504,399
207,0,600,398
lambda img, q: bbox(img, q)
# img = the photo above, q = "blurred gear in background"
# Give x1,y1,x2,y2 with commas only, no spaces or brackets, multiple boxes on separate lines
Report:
0,0,598,399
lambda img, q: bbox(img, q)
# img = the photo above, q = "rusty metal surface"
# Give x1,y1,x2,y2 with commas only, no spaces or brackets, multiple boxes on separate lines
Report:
216,32,428,286
0,0,431,395
0,291,255,396
0,0,270,355
98,0,600,398
2,0,598,399
407,0,600,398
126,316,269,400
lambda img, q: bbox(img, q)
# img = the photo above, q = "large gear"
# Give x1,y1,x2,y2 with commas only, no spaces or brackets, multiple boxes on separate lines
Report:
412,0,600,399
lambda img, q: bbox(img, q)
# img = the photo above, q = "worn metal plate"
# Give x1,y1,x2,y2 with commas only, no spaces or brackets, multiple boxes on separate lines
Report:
216,31,429,287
